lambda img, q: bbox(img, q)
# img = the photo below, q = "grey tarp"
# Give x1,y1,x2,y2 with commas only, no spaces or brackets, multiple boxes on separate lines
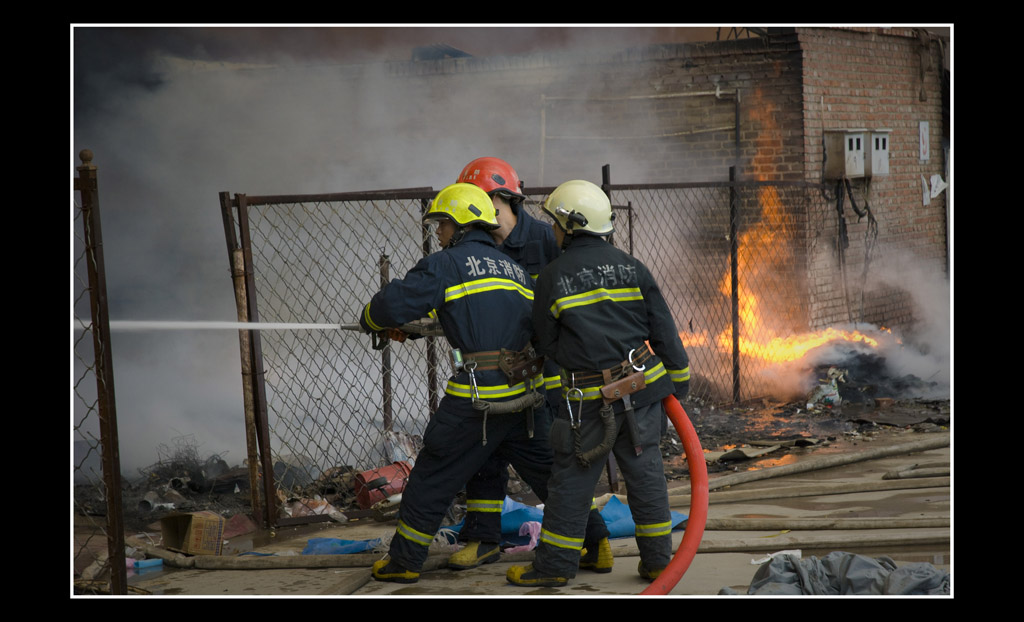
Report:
721,551,950,595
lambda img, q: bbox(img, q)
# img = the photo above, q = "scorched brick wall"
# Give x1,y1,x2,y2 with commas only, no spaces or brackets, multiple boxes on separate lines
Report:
797,27,948,334
372,26,948,339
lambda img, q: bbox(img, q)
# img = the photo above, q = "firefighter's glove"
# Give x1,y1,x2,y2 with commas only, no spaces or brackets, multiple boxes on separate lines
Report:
675,380,690,403
386,329,408,343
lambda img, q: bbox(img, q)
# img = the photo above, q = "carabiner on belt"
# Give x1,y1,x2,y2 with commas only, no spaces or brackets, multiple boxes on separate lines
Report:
465,360,480,401
628,348,646,372
566,372,584,430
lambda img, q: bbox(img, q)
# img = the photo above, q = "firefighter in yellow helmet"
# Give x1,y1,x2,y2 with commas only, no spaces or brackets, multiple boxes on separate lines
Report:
361,183,553,584
507,179,691,587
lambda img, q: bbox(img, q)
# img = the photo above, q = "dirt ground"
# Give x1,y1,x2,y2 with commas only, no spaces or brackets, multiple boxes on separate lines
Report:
73,396,950,596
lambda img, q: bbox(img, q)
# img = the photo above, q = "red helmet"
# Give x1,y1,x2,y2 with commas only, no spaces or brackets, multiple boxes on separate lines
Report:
457,157,526,201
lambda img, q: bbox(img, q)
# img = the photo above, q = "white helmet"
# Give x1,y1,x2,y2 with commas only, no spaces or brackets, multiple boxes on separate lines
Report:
543,180,614,236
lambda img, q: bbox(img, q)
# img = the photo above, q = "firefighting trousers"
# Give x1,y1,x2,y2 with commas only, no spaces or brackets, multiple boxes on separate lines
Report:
387,396,554,572
461,404,610,547
533,401,673,578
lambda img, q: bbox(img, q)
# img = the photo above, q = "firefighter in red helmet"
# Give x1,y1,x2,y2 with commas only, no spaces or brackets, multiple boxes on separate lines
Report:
447,158,613,575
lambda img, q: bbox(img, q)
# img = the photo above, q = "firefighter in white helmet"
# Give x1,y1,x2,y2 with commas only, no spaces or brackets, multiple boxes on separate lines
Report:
361,183,553,584
507,179,691,587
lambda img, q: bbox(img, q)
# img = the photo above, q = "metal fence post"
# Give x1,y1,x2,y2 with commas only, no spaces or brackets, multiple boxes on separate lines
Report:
729,167,741,402
235,193,277,528
75,149,127,594
380,253,393,432
219,192,263,523
420,198,440,415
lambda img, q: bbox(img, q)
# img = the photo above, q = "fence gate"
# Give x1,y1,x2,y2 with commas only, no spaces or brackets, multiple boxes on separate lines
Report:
220,173,831,524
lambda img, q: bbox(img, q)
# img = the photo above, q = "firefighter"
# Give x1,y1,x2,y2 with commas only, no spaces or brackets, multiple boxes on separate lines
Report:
506,179,691,587
447,158,613,574
362,183,552,583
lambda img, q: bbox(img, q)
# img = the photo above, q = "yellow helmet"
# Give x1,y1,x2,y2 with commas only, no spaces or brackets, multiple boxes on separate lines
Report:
543,180,614,236
424,183,499,230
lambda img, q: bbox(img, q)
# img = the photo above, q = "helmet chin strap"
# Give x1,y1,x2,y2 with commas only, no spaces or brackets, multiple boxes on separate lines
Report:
559,224,573,251
447,226,468,249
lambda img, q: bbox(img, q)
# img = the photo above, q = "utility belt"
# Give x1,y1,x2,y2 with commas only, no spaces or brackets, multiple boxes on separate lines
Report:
561,345,653,467
453,346,546,386
559,347,653,391
451,345,546,446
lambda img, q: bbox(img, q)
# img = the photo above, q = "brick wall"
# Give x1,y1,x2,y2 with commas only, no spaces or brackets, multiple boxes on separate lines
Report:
369,27,947,339
796,27,949,334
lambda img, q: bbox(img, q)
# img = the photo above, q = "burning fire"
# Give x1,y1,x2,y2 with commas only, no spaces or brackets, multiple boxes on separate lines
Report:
678,89,888,365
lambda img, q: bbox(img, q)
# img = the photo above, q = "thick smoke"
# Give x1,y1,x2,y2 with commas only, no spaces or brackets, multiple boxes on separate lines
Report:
861,249,951,393
73,27,951,475
72,26,718,474
757,250,951,403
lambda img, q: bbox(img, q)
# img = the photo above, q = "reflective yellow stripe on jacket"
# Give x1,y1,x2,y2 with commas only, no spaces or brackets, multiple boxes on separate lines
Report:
363,302,384,332
445,278,533,304
550,287,643,319
668,366,690,383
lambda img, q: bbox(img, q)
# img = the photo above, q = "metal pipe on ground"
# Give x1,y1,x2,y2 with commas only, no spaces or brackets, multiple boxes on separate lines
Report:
667,433,950,495
703,517,949,530
664,476,950,507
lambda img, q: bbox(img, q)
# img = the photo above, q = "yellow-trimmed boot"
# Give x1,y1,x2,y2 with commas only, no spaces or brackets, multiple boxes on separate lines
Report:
448,541,501,570
506,564,569,587
637,560,665,582
579,538,613,573
372,559,420,584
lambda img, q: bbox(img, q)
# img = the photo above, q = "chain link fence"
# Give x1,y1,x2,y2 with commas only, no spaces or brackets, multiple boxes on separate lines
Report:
222,177,833,521
73,151,128,594
609,180,827,402
221,190,450,524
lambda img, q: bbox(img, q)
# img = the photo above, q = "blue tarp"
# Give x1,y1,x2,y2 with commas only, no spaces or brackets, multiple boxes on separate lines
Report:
301,496,690,554
600,495,689,538
301,537,382,555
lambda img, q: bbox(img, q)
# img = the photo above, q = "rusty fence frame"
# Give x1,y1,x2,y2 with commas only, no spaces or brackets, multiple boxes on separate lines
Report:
219,188,440,528
220,169,833,527
73,150,128,594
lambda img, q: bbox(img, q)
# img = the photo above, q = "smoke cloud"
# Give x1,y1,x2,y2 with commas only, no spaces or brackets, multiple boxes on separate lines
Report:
72,26,720,474
747,249,951,403
73,26,951,475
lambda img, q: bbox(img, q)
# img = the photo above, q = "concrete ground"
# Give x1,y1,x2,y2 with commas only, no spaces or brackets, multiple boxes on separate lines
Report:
126,429,950,598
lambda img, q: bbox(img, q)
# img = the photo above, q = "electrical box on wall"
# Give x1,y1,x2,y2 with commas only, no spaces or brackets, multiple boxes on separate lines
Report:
867,130,891,177
825,129,891,179
824,130,867,179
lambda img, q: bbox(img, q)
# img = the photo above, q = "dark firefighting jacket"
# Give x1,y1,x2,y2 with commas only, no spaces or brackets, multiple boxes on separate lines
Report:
360,228,540,401
499,207,560,283
498,207,563,402
532,233,691,416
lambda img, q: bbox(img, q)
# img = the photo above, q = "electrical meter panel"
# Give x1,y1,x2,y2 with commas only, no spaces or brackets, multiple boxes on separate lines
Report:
867,130,891,177
824,130,866,179
825,129,891,179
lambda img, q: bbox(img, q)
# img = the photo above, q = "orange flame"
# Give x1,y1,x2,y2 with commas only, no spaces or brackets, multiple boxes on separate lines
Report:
676,89,885,365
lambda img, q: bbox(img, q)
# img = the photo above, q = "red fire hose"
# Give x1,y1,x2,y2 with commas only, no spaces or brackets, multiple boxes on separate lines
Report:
640,397,709,595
